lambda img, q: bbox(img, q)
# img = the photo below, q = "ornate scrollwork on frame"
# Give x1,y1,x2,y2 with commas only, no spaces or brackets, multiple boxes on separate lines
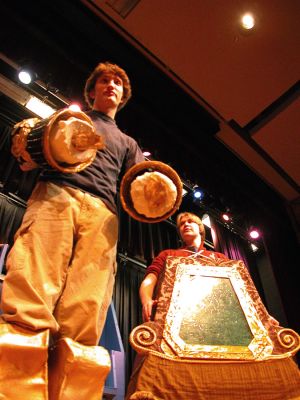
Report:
129,256,300,362
129,391,160,400
130,323,159,354
277,328,300,350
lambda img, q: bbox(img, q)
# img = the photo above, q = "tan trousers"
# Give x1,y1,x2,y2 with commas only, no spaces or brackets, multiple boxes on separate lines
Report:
1,181,118,345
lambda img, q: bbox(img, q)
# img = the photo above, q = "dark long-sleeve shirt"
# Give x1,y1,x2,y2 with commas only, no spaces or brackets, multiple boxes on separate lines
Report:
40,110,144,213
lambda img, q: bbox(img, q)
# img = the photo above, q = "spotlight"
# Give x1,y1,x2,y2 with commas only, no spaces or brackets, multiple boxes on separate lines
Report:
249,228,260,239
18,67,37,85
142,150,151,157
193,186,203,200
241,13,255,30
222,213,230,222
68,103,81,112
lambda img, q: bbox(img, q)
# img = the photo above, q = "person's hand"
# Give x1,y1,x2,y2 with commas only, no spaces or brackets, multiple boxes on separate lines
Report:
142,299,158,322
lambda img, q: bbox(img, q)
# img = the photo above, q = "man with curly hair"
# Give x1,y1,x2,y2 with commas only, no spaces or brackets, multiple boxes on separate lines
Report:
0,62,144,399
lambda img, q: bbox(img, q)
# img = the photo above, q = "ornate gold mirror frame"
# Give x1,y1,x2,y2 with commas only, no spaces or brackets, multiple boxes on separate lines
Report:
130,256,300,362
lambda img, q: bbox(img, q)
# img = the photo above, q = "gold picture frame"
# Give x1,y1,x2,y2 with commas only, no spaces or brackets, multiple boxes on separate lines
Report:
130,256,300,361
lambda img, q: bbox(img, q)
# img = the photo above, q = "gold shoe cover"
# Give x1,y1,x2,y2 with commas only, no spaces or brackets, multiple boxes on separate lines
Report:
48,337,111,400
0,322,49,400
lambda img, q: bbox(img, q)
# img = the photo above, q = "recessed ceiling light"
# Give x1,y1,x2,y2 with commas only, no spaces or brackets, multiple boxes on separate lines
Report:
241,13,255,30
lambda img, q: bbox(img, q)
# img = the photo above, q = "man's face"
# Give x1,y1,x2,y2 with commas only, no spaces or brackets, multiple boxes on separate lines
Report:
178,217,201,243
90,72,124,112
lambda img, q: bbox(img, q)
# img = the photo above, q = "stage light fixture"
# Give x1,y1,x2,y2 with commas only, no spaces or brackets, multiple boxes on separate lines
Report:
193,186,203,200
249,228,260,239
18,67,37,85
241,13,255,30
142,150,151,157
222,213,230,222
68,103,81,112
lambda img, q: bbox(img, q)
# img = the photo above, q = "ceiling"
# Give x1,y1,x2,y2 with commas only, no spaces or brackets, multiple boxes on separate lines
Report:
0,0,299,235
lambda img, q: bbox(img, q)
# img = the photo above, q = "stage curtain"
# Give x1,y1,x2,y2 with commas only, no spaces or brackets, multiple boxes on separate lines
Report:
0,193,25,247
114,204,182,384
211,218,250,263
211,218,267,304
117,195,181,264
113,257,145,385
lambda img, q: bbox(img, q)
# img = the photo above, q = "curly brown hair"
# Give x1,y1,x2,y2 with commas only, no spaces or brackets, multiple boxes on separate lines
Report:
176,212,206,243
84,62,132,110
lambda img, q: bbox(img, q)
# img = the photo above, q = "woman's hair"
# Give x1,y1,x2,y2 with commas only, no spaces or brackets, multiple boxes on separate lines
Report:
84,61,132,110
176,212,205,243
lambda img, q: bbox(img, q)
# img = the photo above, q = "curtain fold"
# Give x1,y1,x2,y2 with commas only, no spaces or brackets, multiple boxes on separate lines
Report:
113,258,145,385
0,194,25,247
212,219,249,264
117,195,181,264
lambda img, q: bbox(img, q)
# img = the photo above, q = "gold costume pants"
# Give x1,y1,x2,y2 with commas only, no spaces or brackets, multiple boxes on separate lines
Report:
1,181,118,346
0,322,111,400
